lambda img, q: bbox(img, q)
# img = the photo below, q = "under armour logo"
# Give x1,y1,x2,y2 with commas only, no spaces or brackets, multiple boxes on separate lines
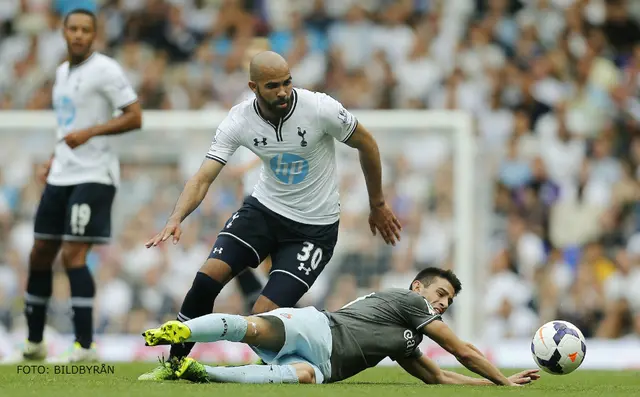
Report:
338,107,349,125
212,247,223,254
226,213,239,228
254,137,267,146
297,127,307,147
298,263,311,275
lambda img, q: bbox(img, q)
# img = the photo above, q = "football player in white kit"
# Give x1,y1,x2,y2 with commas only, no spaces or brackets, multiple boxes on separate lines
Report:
139,51,401,381
22,9,141,362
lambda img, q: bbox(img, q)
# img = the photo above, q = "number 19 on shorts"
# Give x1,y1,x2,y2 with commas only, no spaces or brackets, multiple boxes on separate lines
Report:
297,242,322,276
70,203,91,235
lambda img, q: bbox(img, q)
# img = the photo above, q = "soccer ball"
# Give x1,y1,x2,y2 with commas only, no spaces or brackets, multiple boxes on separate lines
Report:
531,320,586,375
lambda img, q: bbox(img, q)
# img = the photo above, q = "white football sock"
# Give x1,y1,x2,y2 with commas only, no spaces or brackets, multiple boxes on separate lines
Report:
203,364,299,384
183,313,247,343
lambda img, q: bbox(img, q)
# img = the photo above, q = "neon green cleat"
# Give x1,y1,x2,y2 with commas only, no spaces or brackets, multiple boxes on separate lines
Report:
175,358,210,383
137,357,180,381
142,321,192,346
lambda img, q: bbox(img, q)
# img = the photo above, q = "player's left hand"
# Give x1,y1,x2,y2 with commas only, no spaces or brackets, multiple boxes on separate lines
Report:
508,369,540,385
368,202,402,246
64,129,94,149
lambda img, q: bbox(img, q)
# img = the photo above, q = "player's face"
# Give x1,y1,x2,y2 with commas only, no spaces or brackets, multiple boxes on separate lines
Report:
63,14,96,59
253,74,293,117
415,277,456,315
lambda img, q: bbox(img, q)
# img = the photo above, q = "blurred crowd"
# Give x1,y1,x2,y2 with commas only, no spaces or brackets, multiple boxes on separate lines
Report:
0,0,640,342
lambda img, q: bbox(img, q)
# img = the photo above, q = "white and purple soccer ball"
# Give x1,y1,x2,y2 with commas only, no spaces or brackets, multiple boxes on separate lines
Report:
531,320,587,375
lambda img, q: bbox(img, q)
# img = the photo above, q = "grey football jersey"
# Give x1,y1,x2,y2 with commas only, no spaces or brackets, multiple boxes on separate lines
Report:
322,289,441,383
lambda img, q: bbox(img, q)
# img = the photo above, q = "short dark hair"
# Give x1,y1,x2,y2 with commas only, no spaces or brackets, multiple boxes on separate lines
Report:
63,9,97,29
410,267,462,295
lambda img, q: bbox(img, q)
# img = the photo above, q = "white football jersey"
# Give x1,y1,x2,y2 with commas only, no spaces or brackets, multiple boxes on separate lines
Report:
48,52,138,187
206,88,358,225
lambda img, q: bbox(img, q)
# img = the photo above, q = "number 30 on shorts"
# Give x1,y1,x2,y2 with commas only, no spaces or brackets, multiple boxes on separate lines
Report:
297,241,323,275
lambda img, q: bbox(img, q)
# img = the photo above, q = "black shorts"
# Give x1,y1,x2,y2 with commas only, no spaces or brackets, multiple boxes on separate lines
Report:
33,183,116,244
209,195,339,292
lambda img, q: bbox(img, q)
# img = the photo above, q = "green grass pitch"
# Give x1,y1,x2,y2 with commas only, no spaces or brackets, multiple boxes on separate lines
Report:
0,364,638,397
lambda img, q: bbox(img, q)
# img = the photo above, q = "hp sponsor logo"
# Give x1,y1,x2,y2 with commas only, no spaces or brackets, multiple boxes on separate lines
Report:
269,153,309,185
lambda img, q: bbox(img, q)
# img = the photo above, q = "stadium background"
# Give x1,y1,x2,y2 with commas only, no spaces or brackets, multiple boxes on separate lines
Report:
0,0,639,362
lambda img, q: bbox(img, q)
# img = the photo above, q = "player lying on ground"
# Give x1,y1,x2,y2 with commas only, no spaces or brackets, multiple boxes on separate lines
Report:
142,267,540,386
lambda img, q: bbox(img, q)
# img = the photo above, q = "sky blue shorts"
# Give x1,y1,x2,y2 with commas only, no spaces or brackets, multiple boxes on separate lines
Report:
252,307,332,383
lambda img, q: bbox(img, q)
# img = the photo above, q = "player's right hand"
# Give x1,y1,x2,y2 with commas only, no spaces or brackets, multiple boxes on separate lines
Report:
507,369,540,386
145,218,182,248
368,202,402,246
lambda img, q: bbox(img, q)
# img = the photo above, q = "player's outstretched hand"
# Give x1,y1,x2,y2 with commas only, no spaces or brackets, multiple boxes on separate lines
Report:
368,202,402,246
145,218,182,248
64,129,94,149
508,369,540,385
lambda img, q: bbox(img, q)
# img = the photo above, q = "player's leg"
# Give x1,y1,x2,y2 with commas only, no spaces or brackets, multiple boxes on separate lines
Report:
23,184,67,360
138,202,275,381
235,268,264,313
137,256,239,381
144,313,285,350
167,255,237,360
144,312,293,383
177,308,330,384
59,183,116,362
255,219,339,314
145,308,330,384
176,358,317,384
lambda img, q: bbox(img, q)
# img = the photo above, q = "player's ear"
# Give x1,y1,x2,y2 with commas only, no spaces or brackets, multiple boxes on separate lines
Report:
248,81,257,93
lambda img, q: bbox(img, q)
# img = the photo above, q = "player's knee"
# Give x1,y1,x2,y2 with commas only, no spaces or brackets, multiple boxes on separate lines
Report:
60,242,91,267
251,295,279,314
199,258,235,284
292,363,316,384
243,316,285,352
30,240,61,270
242,315,266,345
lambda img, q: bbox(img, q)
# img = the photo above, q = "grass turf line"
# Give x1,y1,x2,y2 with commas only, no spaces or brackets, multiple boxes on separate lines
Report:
0,364,638,397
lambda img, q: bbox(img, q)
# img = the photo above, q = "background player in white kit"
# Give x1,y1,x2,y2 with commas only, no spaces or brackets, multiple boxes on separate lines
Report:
139,51,401,381
22,9,141,362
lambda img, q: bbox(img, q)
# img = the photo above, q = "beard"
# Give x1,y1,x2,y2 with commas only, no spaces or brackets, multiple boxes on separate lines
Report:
257,87,291,117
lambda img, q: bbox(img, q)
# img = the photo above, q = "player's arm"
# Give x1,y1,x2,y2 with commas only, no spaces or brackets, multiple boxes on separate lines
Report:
83,101,142,138
397,354,490,385
320,94,384,207
64,103,141,148
421,320,514,386
147,120,240,247
89,63,142,137
170,158,225,223
320,93,401,244
146,158,224,247
396,354,444,385
398,354,538,386
64,63,142,148
342,123,384,208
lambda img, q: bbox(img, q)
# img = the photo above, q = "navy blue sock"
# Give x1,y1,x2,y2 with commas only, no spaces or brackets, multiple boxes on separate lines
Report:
170,272,223,359
25,270,53,343
66,266,95,349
